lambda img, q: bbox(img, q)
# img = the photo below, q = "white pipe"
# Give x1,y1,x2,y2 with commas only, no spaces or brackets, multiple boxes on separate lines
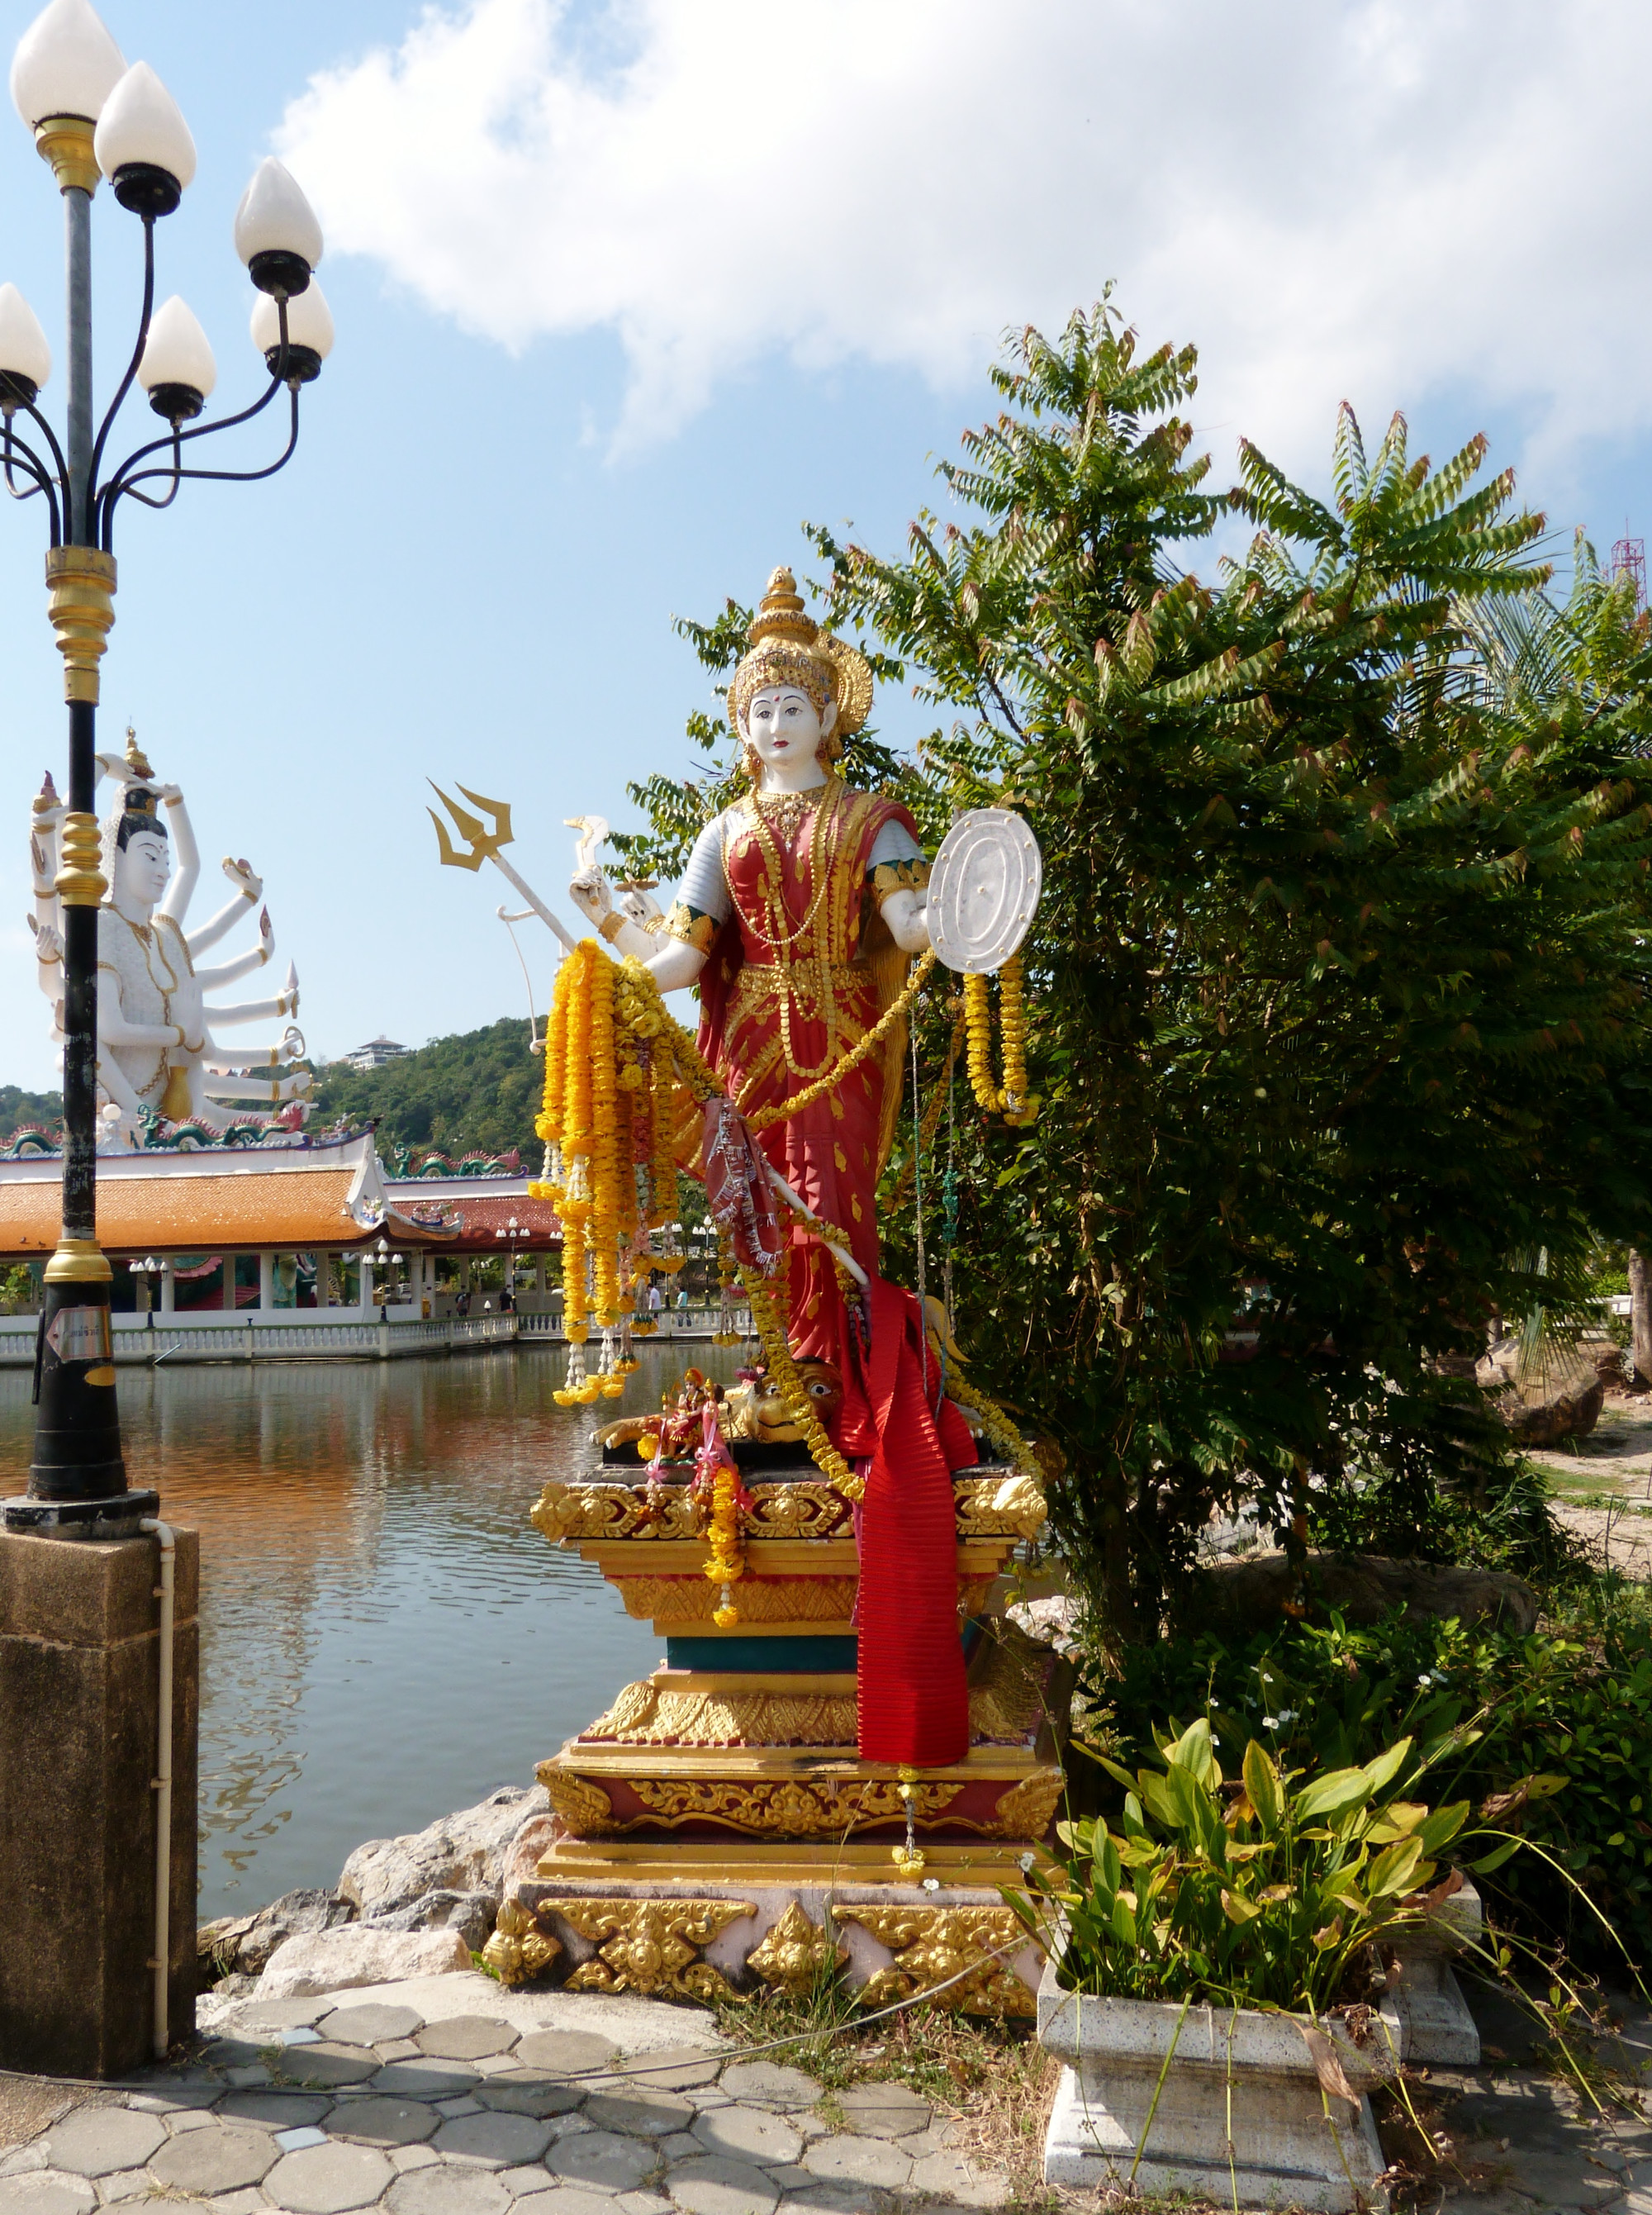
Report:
139,1517,175,2061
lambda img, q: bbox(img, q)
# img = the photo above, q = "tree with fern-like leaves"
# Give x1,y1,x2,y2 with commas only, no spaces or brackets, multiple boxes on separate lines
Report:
622,297,1652,1639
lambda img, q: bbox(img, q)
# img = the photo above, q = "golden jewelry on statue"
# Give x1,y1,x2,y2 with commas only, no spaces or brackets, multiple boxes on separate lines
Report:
598,909,628,944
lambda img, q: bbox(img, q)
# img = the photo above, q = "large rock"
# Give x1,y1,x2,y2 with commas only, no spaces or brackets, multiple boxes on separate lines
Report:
338,1784,548,1920
1191,1550,1540,1635
261,1925,471,1998
501,1813,558,1893
366,1887,496,1951
1477,1336,1605,1446
199,1887,354,1981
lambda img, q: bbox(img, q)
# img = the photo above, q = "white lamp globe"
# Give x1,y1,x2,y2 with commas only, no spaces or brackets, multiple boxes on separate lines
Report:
250,277,334,382
9,0,126,127
233,159,324,297
0,283,52,401
94,61,196,216
138,295,216,421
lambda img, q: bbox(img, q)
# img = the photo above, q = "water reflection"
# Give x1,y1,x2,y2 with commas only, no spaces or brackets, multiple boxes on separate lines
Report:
0,1343,750,1917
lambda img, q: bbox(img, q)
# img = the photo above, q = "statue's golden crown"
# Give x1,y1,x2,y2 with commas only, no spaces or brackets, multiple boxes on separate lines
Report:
732,566,872,741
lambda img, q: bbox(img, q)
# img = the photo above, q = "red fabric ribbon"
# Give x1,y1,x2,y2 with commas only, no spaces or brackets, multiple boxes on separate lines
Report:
847,1276,973,1767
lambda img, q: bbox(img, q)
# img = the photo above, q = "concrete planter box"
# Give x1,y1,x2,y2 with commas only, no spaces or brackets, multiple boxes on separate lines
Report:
1037,1959,1389,2208
1386,1878,1482,2066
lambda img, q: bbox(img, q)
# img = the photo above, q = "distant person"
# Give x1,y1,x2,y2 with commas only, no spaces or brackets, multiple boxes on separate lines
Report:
501,1284,515,1314
648,1281,663,1317
456,1288,471,1317
676,1286,689,1312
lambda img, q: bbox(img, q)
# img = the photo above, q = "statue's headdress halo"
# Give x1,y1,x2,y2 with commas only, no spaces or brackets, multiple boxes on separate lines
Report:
729,566,872,747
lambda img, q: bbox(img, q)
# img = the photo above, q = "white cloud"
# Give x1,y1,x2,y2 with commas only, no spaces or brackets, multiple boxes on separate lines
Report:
277,0,1652,480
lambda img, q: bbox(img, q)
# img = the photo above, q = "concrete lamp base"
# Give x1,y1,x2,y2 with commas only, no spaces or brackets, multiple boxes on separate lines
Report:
0,1525,198,2077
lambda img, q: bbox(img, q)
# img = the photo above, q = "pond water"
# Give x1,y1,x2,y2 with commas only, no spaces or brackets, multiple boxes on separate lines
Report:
0,1342,751,1918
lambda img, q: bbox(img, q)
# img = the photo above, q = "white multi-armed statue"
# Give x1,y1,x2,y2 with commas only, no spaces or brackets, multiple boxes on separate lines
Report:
28,732,310,1144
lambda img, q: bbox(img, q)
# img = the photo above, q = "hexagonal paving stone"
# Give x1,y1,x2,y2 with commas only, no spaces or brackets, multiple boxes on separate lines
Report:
40,2108,165,2179
238,1999,331,2031
385,2165,515,2212
434,2112,554,2168
326,2095,442,2147
533,2192,624,2215
906,2150,1012,2207
148,2122,280,2195
218,2089,332,2127
771,2179,878,2214
263,2138,395,2213
284,2042,382,2089
548,2128,660,2193
800,2137,912,2189
691,2108,801,2168
479,2072,586,2120
0,2176,95,2215
618,2050,724,2092
514,2030,620,2077
415,2017,520,2061
585,2091,696,2140
834,2083,931,2139
715,2065,822,2113
375,2061,483,2100
320,2003,426,2045
664,2154,781,2215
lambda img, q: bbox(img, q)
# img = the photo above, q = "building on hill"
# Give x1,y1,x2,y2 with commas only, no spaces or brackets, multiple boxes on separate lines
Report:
344,1036,412,1072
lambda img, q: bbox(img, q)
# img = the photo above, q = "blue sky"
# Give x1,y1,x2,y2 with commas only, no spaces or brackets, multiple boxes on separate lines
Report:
2,0,1650,1092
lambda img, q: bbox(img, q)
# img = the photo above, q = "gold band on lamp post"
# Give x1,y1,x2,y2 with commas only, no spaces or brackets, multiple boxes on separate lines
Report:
32,115,99,197
53,811,105,907
45,1238,112,1286
45,545,116,705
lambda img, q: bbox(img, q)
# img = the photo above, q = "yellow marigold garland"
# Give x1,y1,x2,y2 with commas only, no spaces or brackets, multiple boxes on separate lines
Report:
964,957,1037,1125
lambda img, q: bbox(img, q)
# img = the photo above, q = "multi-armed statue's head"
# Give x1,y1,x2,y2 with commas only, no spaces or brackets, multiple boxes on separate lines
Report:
730,568,872,787
107,784,169,919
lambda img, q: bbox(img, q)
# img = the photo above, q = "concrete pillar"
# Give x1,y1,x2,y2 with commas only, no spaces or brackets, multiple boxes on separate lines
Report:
258,1253,275,1315
159,1258,175,1315
534,1253,548,1294
221,1254,236,1313
0,1528,199,2075
358,1253,375,1316
461,1257,472,1295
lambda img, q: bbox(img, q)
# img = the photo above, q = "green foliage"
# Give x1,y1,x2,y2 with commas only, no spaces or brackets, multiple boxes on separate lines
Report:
1080,1592,1652,1969
812,297,1652,1633
0,1263,36,1307
310,1015,544,1166
0,1084,63,1142
1016,1714,1471,2013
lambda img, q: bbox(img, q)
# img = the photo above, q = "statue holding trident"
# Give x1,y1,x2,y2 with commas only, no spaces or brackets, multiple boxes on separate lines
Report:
431,566,1042,1771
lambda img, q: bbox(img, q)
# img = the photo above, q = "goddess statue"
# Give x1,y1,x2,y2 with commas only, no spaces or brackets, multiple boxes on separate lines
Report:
29,733,310,1143
569,568,935,1370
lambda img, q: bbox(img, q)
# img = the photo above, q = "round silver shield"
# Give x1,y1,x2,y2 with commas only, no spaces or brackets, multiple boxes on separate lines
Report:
927,809,1042,974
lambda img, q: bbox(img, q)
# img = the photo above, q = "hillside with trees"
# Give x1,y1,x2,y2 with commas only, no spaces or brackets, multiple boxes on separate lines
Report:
0,1084,64,1143
309,1015,545,1167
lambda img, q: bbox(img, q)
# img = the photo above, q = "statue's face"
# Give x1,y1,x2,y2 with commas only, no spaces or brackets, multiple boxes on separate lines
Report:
743,685,830,769
116,830,169,908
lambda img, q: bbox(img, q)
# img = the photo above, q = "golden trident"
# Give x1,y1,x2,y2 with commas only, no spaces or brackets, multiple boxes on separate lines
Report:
427,781,579,953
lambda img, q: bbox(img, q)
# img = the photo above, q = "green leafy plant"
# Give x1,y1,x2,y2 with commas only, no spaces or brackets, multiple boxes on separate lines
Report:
1079,1594,1652,1968
1014,1717,1475,2014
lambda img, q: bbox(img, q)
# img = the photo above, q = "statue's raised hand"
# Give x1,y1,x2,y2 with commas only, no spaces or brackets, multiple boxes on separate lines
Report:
222,855,263,902
568,864,614,927
29,915,63,967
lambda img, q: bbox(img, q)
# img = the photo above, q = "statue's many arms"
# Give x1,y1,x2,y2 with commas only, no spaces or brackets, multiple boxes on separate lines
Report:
568,567,934,1367
29,731,309,1141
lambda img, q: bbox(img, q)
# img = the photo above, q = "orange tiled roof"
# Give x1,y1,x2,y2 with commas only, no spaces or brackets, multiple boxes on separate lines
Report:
0,1134,456,1258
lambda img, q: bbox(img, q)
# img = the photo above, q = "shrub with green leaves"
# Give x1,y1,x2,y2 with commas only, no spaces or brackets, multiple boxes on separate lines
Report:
1077,1592,1652,1969
1017,1717,1473,2013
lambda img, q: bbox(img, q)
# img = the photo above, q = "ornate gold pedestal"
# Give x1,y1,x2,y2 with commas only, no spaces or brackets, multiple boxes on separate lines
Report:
495,1467,1067,2015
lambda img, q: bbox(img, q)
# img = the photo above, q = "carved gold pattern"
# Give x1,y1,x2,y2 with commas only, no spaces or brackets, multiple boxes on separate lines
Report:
538,1765,616,1834
545,1897,753,2003
533,1473,1042,1547
985,1770,1065,1840
836,1905,1036,2019
53,811,107,908
480,1899,562,1988
33,116,99,196
953,1472,1049,1542
745,1902,848,1993
624,1777,963,1837
581,1626,1048,1751
613,1576,865,1624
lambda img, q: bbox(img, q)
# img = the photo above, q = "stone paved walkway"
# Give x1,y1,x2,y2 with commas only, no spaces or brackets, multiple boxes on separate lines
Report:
0,1972,1009,2215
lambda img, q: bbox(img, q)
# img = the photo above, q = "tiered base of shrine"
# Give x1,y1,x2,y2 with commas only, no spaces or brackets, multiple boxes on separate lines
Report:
488,1457,1066,2015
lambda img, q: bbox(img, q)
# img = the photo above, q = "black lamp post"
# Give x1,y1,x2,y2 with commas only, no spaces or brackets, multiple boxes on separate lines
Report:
1,0,330,1537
